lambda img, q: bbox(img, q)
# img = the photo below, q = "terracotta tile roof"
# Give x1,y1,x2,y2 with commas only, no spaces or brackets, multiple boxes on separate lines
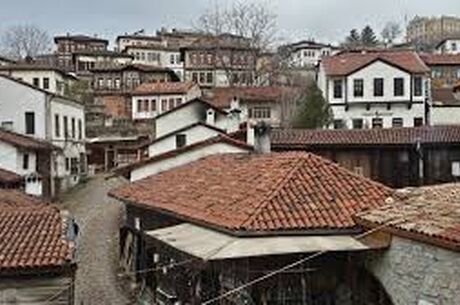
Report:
133,81,195,95
355,183,460,252
91,63,172,73
0,128,58,151
206,86,300,109
113,134,252,177
110,152,392,234
420,53,460,65
432,88,460,106
271,126,460,149
0,190,74,273
0,168,22,184
322,50,429,76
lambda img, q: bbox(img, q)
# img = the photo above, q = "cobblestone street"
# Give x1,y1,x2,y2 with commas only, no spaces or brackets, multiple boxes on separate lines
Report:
61,175,134,305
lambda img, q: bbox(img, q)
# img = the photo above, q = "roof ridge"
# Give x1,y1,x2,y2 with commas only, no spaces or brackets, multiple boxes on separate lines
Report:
240,154,307,228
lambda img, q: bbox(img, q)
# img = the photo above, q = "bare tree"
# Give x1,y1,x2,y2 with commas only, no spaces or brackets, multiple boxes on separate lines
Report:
381,22,402,46
1,24,51,60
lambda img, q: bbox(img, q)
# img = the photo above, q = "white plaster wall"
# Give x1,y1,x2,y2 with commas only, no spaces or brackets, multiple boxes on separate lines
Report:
431,107,460,125
148,125,221,157
155,102,204,137
132,143,249,181
0,141,37,176
436,39,460,54
331,103,426,129
0,76,47,139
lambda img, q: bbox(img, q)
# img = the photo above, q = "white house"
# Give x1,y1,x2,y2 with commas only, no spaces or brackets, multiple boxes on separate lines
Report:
430,87,460,125
131,82,201,120
317,50,430,129
0,75,86,197
436,37,460,55
0,64,77,95
124,46,183,80
0,56,14,66
287,40,340,68
0,128,57,196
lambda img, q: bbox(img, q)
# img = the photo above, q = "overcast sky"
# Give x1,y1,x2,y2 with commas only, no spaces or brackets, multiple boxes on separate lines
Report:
1,0,460,47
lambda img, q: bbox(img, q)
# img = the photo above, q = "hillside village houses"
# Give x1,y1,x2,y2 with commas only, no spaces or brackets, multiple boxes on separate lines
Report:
318,49,431,129
287,40,340,68
0,74,86,198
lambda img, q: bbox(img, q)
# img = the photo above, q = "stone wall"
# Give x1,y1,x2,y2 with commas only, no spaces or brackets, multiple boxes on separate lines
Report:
367,236,460,305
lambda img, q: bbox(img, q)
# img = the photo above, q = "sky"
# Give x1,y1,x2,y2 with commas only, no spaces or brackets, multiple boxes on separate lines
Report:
1,0,460,47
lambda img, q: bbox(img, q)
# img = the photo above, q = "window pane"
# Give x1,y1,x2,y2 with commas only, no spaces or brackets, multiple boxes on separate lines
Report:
333,80,343,98
372,118,383,129
394,78,404,96
373,78,384,97
414,77,423,97
353,79,363,97
25,112,35,135
392,117,403,127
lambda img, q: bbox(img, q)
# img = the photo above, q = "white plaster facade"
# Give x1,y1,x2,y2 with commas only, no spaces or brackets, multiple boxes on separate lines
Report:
132,142,250,181
289,42,339,68
431,106,460,125
0,75,86,196
0,69,75,95
436,39,460,54
148,124,223,158
318,60,430,129
131,85,201,120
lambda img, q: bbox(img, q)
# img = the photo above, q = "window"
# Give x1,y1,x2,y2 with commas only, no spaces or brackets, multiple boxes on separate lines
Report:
176,98,182,106
98,78,104,88
414,77,423,97
114,78,121,89
176,134,187,148
199,72,205,83
71,118,75,139
452,42,457,51
372,118,383,129
137,99,143,113
43,77,50,89
248,107,271,119
151,99,157,112
170,54,175,64
168,98,175,110
55,114,60,137
23,154,29,170
414,117,424,127
143,99,149,112
161,99,168,112
70,157,78,175
33,77,40,87
63,116,68,138
1,121,13,130
392,117,403,127
352,119,363,129
25,112,35,135
373,78,384,97
192,72,198,83
333,119,344,129
65,157,70,171
333,79,343,98
107,78,113,89
78,119,82,140
206,72,213,84
394,78,404,96
353,79,364,97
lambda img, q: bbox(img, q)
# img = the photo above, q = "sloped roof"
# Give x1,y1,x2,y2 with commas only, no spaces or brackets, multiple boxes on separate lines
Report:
206,86,300,109
0,190,74,273
113,134,252,176
432,88,460,106
356,183,460,252
322,50,429,76
271,126,460,149
109,152,392,235
54,34,108,44
0,168,22,184
132,81,196,95
420,53,460,66
90,63,172,73
0,128,58,151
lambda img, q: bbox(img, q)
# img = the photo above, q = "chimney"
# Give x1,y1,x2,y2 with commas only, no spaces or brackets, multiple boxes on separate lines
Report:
227,96,242,133
253,121,271,154
206,108,216,126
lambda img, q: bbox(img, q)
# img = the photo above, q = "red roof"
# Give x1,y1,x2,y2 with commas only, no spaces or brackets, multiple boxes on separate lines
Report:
356,183,460,252
0,128,57,151
322,50,429,76
420,53,460,66
133,81,196,95
110,152,392,234
206,86,300,109
0,167,22,184
271,126,460,148
0,190,74,273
